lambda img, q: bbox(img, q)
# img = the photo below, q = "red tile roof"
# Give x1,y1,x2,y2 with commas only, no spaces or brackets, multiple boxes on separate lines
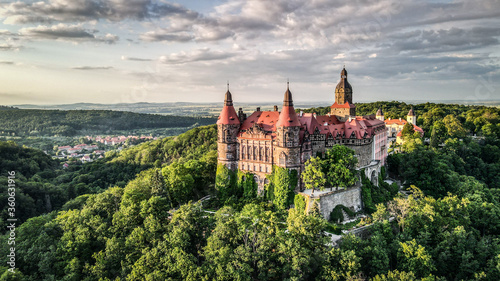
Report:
238,110,385,141
330,102,356,109
396,124,424,137
384,119,407,126
217,105,240,125
276,106,301,127
240,111,280,132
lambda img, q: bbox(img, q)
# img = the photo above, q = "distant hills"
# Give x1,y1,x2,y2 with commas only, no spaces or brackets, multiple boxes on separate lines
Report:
10,99,500,117
0,108,216,137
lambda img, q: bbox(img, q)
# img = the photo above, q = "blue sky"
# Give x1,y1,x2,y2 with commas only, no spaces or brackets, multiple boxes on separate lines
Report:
0,0,499,105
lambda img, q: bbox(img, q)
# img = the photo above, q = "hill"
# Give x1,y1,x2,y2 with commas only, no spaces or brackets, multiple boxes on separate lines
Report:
0,109,216,136
0,124,217,225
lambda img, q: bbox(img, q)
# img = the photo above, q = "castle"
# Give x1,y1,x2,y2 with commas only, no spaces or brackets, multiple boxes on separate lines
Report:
377,108,424,144
217,67,387,191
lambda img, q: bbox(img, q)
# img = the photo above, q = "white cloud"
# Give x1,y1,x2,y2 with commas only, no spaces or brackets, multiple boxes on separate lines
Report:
19,24,118,44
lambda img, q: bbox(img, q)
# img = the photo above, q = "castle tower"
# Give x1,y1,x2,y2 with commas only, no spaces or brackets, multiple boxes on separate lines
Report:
330,67,356,117
407,107,416,125
376,107,384,121
275,83,301,170
217,85,240,171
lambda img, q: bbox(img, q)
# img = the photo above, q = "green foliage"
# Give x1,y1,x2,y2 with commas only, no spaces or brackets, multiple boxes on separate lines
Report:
301,145,358,193
0,109,215,137
237,171,258,200
0,125,218,226
294,194,306,214
111,124,218,166
268,166,297,210
372,270,417,281
3,102,500,281
360,170,398,214
397,239,435,278
400,122,416,140
301,156,326,191
329,204,355,223
215,164,236,202
323,145,358,188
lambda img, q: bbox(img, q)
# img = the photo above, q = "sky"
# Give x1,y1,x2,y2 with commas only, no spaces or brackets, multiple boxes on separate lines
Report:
0,0,499,105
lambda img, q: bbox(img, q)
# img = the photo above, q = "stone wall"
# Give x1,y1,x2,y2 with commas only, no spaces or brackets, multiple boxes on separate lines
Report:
345,142,373,167
300,186,363,220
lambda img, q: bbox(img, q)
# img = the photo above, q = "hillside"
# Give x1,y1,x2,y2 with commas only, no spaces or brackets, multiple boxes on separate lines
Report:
0,109,216,136
0,125,217,225
1,103,500,280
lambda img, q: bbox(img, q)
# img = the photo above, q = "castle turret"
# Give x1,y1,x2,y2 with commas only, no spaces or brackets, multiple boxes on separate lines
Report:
217,85,240,170
376,107,384,121
275,83,301,169
330,66,356,117
407,107,416,125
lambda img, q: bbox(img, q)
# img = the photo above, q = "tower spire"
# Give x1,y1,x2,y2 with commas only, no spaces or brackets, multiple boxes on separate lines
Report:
224,82,233,106
283,80,293,107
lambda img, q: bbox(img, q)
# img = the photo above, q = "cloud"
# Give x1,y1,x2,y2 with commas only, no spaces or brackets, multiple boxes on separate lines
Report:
159,48,236,64
19,24,118,43
72,66,114,70
140,30,194,42
0,61,14,64
121,56,152,62
0,43,21,51
1,0,199,24
385,27,500,55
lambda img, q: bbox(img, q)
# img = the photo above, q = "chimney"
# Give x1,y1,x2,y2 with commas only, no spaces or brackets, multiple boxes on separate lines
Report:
399,118,401,121
300,110,303,117
256,107,261,111
238,108,245,121
274,105,278,111
313,113,316,118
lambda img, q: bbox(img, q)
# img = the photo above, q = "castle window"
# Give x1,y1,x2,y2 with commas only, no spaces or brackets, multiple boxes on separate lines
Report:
279,152,286,165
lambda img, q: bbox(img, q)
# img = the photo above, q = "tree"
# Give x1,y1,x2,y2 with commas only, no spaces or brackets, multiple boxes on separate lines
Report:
271,166,297,210
430,121,447,148
400,122,415,140
323,145,358,189
397,239,435,278
215,164,236,202
301,146,358,193
372,270,417,281
443,114,467,139
301,156,326,193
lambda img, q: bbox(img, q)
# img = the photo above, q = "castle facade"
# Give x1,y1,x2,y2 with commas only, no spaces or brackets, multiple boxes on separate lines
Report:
217,68,387,190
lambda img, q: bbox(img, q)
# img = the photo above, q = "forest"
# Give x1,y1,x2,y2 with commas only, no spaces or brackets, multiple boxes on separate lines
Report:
0,102,499,280
0,109,215,137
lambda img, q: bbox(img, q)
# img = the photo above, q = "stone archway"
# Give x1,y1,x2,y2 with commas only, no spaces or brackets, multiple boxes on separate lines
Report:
362,161,381,187
370,170,377,185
